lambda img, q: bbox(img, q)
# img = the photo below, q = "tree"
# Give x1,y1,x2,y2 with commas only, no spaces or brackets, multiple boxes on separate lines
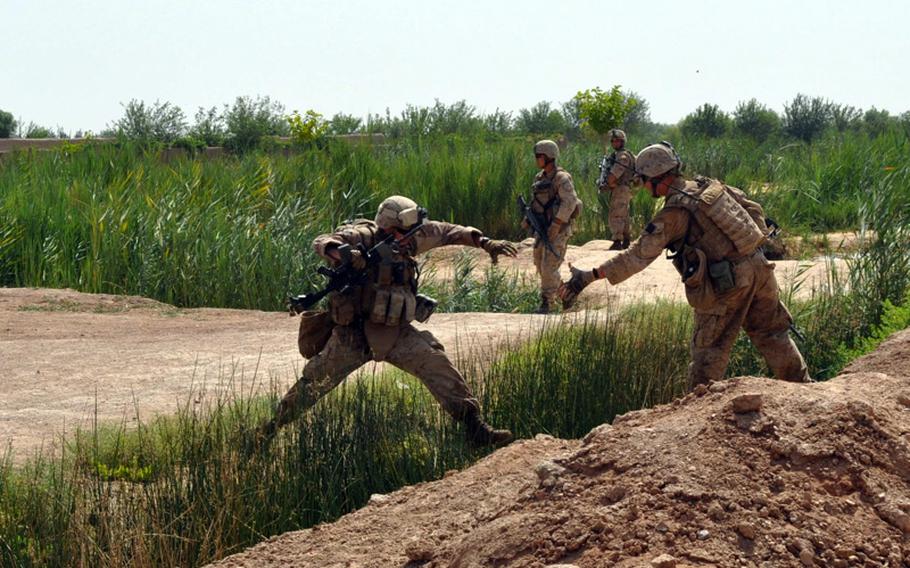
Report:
223,96,289,152
114,99,187,144
732,99,780,142
427,100,483,135
574,86,638,137
863,107,892,137
189,106,227,146
327,113,363,135
830,104,862,133
514,101,568,135
482,108,513,135
680,103,731,138
783,94,831,143
287,109,328,145
24,123,55,139
621,90,651,134
0,109,16,138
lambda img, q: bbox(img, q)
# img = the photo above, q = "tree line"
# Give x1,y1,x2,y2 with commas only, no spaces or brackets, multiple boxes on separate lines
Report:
2,90,908,151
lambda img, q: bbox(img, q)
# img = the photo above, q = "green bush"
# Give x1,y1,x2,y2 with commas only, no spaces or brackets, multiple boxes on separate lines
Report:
783,94,831,143
733,98,781,142
223,96,289,153
680,103,731,139
0,109,15,138
113,99,188,144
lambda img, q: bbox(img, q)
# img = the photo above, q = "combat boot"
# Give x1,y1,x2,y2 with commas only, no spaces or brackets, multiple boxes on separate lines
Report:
535,297,551,314
608,239,625,251
461,411,513,447
621,238,630,249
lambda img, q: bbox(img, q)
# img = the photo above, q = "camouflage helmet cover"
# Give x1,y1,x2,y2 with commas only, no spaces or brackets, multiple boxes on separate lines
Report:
375,195,423,230
635,142,681,178
533,139,559,160
609,128,626,141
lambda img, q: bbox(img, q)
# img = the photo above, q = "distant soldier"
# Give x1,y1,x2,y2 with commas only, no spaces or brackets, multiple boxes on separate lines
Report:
525,139,582,314
257,196,517,447
560,143,810,388
599,129,637,250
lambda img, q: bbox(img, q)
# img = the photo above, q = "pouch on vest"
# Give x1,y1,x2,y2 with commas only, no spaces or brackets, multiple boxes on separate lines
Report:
297,310,335,358
329,290,358,326
369,287,416,326
709,260,736,294
414,294,438,323
680,248,717,311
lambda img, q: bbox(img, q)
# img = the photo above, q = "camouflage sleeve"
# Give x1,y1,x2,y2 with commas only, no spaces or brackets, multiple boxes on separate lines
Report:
412,220,482,255
313,226,373,259
553,171,580,223
610,152,633,181
725,185,768,232
597,207,690,285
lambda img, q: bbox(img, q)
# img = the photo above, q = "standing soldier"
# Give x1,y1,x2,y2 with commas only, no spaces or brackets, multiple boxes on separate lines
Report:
526,139,582,314
599,129,637,250
560,143,810,388
258,196,517,447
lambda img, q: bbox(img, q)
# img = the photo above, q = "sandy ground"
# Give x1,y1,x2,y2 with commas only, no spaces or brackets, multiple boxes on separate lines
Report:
1,241,846,460
211,330,910,568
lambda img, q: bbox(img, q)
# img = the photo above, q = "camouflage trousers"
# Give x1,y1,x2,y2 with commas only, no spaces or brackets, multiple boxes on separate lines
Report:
688,255,810,388
533,226,572,303
607,184,632,241
273,323,479,428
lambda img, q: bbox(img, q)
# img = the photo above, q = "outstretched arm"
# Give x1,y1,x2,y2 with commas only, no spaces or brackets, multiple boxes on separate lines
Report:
413,220,517,262
560,207,689,308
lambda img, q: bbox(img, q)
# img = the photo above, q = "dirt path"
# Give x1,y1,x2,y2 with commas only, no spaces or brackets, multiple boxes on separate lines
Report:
211,330,910,567
425,239,848,307
0,245,845,460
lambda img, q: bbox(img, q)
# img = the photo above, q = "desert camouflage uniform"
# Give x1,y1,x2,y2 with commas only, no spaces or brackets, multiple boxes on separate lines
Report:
272,220,491,428
531,167,581,304
594,177,809,388
605,149,636,242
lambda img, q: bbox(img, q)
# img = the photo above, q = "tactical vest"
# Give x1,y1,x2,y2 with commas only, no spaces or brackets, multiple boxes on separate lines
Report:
531,167,578,224
327,219,419,327
664,177,767,262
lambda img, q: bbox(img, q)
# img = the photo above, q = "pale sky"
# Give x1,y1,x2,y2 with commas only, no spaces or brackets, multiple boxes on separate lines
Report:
3,0,908,133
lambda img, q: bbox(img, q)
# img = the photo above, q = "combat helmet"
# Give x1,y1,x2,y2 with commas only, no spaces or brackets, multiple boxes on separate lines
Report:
375,195,426,231
533,139,559,160
609,128,626,141
635,142,682,179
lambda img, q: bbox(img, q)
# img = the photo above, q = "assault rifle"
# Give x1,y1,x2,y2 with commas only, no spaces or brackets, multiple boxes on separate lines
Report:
517,194,560,258
288,215,426,314
597,153,617,190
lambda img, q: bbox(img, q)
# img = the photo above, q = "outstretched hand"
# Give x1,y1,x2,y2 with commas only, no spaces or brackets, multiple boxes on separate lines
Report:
483,239,518,265
558,263,599,310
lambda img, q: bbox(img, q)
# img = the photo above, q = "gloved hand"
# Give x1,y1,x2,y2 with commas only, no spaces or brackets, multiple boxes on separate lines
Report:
559,264,599,309
520,217,530,232
482,238,518,265
349,249,367,270
547,221,562,242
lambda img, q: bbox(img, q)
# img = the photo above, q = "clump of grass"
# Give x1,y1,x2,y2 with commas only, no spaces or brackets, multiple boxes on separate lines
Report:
420,250,540,313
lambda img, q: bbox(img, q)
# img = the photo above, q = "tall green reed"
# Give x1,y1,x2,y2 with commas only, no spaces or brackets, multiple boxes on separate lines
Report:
4,132,906,311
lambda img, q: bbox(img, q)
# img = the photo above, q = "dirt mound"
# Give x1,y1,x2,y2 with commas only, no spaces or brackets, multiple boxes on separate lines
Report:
212,335,910,567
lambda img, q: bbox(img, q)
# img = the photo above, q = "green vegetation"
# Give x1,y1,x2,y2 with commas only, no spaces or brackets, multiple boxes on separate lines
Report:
2,252,907,566
0,109,15,138
420,250,540,314
1,93,909,566
1,175,907,564
2,127,908,311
